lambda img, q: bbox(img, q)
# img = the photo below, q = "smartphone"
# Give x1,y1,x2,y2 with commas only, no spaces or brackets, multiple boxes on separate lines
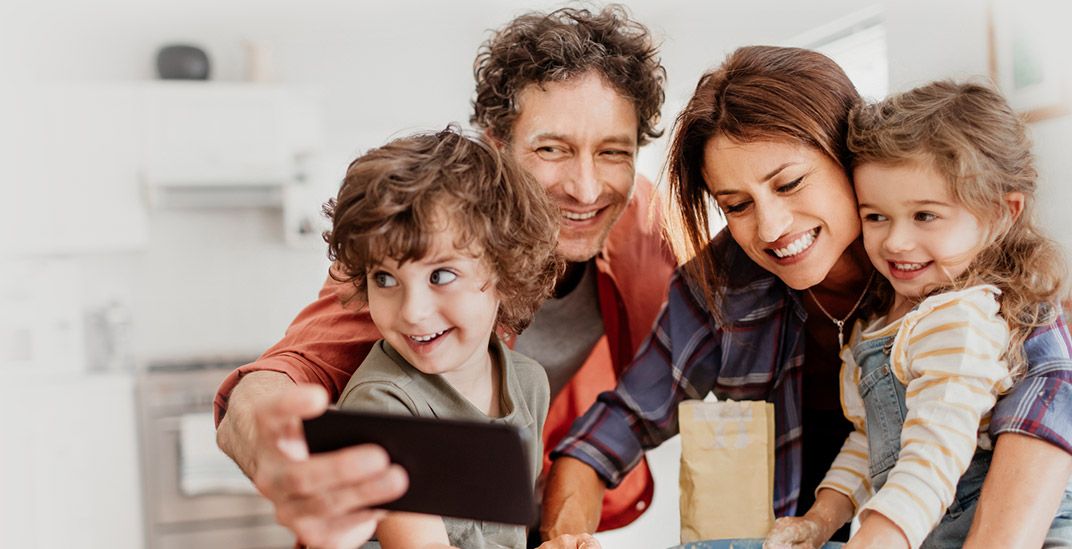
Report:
303,408,537,526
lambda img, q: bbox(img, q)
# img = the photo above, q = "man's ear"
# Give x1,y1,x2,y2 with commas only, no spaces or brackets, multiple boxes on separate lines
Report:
483,128,507,150
1004,191,1025,221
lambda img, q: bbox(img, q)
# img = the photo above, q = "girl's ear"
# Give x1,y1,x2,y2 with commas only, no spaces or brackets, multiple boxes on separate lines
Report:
1004,191,1026,221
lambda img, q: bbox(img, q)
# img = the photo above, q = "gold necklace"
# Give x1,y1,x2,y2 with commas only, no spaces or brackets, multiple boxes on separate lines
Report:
806,271,876,349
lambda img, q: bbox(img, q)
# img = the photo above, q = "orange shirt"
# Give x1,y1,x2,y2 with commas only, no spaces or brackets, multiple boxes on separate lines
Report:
213,177,677,530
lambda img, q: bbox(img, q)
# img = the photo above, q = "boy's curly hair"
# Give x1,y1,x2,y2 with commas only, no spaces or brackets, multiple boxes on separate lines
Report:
471,4,665,145
324,126,563,335
848,80,1068,377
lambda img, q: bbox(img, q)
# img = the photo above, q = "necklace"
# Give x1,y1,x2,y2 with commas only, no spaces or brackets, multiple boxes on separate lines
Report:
806,271,875,349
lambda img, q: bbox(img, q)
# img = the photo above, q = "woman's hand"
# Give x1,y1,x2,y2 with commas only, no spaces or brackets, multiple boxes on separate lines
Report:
763,516,822,549
537,533,602,549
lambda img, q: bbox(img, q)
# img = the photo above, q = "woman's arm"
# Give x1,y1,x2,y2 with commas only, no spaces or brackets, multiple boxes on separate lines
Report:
963,433,1072,548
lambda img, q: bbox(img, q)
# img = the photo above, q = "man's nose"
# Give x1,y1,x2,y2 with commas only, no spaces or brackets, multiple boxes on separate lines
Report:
561,156,601,205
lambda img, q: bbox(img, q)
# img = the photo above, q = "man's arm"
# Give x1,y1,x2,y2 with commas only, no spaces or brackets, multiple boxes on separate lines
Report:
540,457,606,539
963,433,1072,548
217,373,408,547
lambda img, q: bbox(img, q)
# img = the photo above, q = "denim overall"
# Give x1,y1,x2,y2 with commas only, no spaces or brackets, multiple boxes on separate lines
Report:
855,332,994,548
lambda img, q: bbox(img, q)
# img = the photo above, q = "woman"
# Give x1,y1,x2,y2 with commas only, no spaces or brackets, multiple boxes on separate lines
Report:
541,46,1072,548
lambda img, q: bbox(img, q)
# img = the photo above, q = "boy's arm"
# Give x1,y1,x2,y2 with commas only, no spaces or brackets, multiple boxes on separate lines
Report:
963,433,1072,548
375,512,456,549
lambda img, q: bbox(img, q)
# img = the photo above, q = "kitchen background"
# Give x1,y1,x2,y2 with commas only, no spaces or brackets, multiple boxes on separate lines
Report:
0,0,1068,547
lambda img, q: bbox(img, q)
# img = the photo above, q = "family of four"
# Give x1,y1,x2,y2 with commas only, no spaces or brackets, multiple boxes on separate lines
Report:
212,6,1072,549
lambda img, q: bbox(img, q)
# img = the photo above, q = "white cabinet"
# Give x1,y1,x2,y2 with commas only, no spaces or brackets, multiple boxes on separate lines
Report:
0,84,149,255
0,372,143,548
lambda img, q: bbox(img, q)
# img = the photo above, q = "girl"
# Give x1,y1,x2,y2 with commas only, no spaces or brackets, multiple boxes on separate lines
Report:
770,81,1068,548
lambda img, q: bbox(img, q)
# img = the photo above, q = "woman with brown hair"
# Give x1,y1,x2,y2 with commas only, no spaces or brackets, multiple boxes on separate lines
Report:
542,46,1072,548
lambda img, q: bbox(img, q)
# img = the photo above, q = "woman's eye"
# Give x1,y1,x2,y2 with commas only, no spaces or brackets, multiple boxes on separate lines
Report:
373,271,398,288
915,212,937,222
723,201,751,214
777,177,804,193
429,269,457,285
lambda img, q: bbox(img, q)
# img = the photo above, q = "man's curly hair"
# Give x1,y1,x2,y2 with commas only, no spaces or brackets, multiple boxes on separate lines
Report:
323,126,562,335
471,4,666,146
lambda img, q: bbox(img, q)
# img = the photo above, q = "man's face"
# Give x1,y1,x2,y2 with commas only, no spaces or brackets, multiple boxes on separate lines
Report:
506,71,639,263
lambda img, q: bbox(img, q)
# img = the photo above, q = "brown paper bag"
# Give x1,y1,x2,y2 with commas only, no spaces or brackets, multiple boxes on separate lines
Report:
678,399,775,543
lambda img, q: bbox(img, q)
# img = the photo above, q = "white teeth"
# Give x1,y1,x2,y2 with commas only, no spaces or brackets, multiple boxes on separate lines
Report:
563,210,598,221
410,329,447,342
771,229,818,258
892,262,926,271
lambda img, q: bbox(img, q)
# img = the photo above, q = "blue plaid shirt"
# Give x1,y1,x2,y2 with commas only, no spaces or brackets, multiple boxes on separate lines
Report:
553,235,1072,517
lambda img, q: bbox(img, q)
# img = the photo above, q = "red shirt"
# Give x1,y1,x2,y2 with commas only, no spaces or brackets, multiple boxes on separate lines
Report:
213,177,677,530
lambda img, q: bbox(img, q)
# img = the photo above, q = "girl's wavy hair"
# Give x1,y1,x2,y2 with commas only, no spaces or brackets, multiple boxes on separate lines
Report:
665,45,861,319
848,80,1067,377
471,4,665,145
323,126,563,335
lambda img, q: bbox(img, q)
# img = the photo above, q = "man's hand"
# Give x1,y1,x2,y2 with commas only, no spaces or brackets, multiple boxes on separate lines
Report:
540,456,605,540
217,375,408,548
763,516,822,549
537,533,603,549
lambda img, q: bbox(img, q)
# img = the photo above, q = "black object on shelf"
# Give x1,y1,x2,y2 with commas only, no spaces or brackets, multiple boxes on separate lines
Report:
156,44,211,80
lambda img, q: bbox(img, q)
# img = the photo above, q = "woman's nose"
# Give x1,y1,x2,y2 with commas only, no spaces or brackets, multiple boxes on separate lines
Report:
755,201,793,243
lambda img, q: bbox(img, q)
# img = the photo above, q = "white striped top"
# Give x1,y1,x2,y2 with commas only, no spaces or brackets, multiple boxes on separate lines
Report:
818,285,1014,549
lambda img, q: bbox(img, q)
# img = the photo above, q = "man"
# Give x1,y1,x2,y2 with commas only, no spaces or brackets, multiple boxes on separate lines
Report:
213,6,675,547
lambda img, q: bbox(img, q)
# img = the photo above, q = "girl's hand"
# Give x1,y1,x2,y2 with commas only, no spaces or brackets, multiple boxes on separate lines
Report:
763,516,822,549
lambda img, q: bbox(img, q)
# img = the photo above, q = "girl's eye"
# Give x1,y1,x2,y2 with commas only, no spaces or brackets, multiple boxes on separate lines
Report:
777,176,804,193
915,212,937,222
373,271,398,288
429,269,457,286
862,212,887,222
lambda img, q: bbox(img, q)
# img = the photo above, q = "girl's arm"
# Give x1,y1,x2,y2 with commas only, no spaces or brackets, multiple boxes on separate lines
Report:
846,511,909,549
963,433,1072,548
375,512,456,549
765,488,856,548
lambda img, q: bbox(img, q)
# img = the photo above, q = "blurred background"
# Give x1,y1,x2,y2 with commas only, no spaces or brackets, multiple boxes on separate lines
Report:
0,0,1068,547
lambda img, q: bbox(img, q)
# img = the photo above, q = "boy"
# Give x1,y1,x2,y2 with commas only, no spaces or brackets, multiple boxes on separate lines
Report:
323,126,561,548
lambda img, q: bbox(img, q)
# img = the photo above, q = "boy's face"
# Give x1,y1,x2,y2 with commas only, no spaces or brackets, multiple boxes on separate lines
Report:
854,160,987,310
366,224,500,381
507,70,639,263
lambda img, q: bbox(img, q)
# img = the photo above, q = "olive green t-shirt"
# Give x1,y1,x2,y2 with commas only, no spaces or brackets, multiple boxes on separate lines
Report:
337,337,549,549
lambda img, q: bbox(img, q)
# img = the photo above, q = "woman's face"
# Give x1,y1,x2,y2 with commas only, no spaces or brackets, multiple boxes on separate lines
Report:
702,136,861,290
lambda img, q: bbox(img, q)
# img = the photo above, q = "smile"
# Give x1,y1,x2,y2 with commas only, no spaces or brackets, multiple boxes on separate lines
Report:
562,209,599,221
409,329,449,343
891,261,929,272
770,228,819,259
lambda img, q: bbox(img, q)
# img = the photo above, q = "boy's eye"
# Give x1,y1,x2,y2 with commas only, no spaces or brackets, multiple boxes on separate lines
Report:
372,271,397,288
915,212,937,222
776,176,804,193
429,269,457,286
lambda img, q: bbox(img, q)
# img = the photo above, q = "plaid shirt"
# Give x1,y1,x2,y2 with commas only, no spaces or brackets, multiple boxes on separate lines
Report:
553,235,1072,518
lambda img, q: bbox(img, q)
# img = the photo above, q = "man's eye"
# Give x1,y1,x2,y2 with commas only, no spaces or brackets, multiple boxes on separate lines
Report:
535,146,566,159
429,269,457,285
372,272,397,288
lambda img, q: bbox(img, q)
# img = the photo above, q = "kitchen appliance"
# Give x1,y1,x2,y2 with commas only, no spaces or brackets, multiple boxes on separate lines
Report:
137,359,294,549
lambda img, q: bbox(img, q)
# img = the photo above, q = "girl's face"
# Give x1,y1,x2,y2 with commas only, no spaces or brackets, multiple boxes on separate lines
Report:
702,136,861,290
854,159,989,315
366,224,501,383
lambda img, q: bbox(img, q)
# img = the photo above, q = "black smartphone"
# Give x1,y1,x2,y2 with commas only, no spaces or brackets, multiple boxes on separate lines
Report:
303,408,537,526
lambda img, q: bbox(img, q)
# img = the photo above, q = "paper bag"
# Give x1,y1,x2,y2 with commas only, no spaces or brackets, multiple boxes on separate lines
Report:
678,399,775,543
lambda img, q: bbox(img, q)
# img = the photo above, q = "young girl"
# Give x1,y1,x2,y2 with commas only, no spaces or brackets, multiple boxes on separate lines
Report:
768,81,1068,549
323,127,562,548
